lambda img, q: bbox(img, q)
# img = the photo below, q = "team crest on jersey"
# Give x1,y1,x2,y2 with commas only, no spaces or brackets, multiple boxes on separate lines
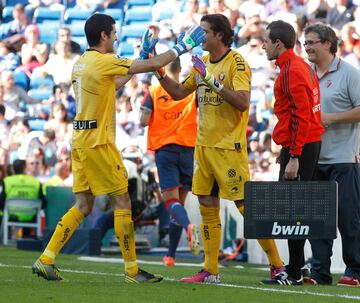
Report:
227,169,236,178
114,54,129,62
219,73,225,81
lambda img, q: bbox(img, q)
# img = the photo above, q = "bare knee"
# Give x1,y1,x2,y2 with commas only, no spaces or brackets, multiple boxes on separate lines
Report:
74,192,95,216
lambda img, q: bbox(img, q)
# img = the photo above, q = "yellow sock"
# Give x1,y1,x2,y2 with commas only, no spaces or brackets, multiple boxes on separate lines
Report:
40,207,84,265
200,204,221,275
114,209,138,276
238,205,283,267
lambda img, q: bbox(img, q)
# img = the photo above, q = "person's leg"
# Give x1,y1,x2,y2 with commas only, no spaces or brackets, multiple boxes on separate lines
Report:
94,210,115,240
40,191,93,265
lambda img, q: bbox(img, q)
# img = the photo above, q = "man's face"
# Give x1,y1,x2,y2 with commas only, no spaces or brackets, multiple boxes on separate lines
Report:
262,29,279,61
304,32,325,64
105,24,117,53
200,21,218,51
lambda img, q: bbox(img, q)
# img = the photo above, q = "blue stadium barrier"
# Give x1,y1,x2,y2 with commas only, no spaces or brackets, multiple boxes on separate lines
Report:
30,74,55,89
27,88,53,100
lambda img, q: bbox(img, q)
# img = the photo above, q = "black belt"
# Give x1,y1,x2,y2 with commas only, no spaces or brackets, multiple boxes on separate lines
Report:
73,120,97,130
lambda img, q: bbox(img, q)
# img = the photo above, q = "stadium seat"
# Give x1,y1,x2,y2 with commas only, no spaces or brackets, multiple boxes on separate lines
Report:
33,7,62,24
2,198,42,245
120,23,149,42
5,0,29,5
27,88,53,100
30,74,55,89
117,42,135,57
38,23,60,45
72,36,88,52
2,6,14,23
28,118,47,131
13,70,29,91
127,0,155,9
101,8,124,24
64,8,92,24
67,22,84,37
124,6,152,25
152,9,175,22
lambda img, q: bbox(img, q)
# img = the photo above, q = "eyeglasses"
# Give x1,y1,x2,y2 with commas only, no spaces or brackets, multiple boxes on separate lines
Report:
303,40,323,47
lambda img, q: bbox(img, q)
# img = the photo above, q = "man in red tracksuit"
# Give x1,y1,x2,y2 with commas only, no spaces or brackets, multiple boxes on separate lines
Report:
261,20,324,285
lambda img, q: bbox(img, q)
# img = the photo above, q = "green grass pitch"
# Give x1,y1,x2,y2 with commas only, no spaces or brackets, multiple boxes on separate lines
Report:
0,246,359,303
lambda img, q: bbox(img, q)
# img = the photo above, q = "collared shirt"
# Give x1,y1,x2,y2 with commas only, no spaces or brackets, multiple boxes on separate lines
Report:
312,56,360,164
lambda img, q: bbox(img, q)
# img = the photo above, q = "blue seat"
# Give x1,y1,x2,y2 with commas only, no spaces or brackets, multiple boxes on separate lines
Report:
33,7,62,24
27,88,53,100
67,22,84,37
30,74,55,89
5,0,29,5
13,70,29,91
28,118,47,131
152,9,175,22
127,0,155,8
64,8,92,24
2,6,14,23
120,23,149,42
117,42,134,57
102,8,124,24
38,23,60,45
72,36,88,52
124,6,152,25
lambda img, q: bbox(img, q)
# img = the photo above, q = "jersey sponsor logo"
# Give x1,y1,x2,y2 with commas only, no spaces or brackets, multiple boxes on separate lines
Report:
313,104,321,113
203,225,210,240
271,221,309,236
163,111,183,120
233,53,246,71
73,119,97,130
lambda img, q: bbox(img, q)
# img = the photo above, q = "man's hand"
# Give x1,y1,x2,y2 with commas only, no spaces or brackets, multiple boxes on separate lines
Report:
172,25,206,57
284,158,299,180
321,112,333,128
192,55,224,92
139,29,158,60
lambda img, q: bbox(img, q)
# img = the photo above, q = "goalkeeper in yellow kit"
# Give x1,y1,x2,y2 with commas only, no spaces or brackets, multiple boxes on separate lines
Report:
31,13,205,283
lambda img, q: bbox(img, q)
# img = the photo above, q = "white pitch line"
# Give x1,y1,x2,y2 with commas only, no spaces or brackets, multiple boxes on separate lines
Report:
1,262,358,301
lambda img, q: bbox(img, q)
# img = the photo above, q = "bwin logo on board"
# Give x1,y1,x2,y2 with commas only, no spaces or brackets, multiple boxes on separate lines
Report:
271,221,310,236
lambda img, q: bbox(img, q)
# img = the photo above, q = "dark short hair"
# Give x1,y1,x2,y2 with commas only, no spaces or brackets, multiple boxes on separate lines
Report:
266,20,296,49
0,104,5,116
201,14,234,47
85,13,115,47
304,23,338,55
13,159,26,174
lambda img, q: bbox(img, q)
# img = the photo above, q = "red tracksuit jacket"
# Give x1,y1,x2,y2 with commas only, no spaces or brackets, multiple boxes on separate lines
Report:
273,49,324,155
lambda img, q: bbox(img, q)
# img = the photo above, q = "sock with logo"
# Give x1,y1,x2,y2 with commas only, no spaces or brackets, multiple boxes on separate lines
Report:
200,204,221,275
165,198,191,231
40,207,84,265
114,209,138,277
167,218,183,258
238,205,283,267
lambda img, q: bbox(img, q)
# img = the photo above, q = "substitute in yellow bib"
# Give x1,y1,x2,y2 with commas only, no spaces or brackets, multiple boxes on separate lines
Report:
32,13,206,283
154,13,285,283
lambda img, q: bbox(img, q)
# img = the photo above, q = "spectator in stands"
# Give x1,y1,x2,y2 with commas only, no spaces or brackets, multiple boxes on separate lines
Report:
53,27,81,55
261,20,324,286
0,42,21,72
2,71,42,121
26,148,49,182
140,58,199,266
0,104,9,147
45,83,76,120
304,22,360,288
0,4,29,51
172,0,203,35
34,40,80,85
27,129,57,168
0,159,45,238
18,24,49,77
237,15,266,46
238,0,266,21
326,0,356,31
7,119,31,156
268,0,299,31
207,0,238,28
339,22,359,56
344,40,360,70
44,103,72,143
27,0,65,12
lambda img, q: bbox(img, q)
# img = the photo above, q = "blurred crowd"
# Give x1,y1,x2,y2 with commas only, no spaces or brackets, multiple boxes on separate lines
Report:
0,0,359,186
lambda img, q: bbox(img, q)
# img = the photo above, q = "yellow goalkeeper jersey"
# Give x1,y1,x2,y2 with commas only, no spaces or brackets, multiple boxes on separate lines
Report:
183,49,251,151
71,50,133,148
